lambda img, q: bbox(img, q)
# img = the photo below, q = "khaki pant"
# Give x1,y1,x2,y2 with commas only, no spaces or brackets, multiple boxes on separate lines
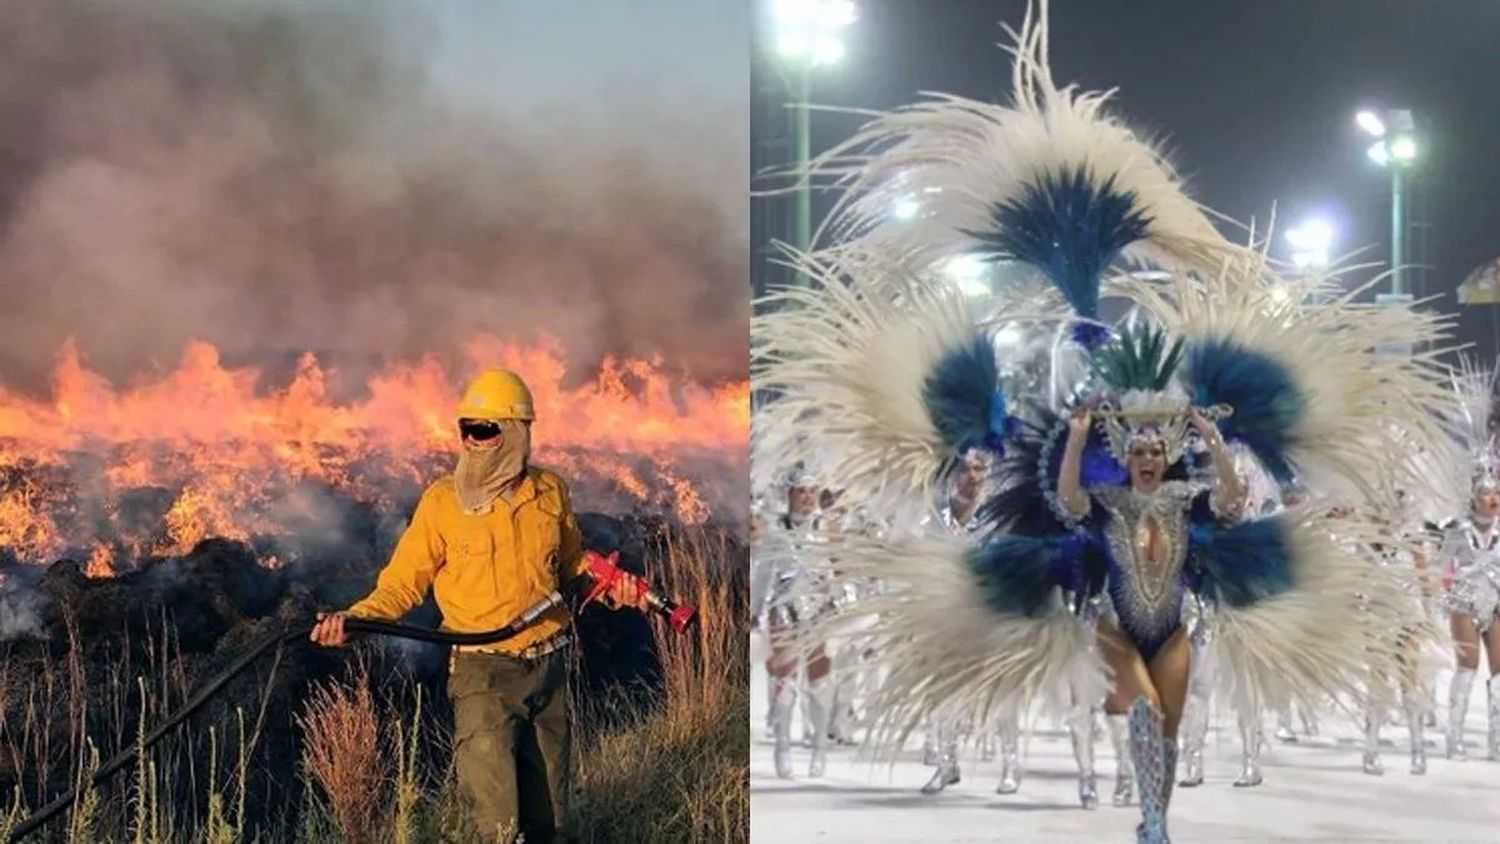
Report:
449,650,572,843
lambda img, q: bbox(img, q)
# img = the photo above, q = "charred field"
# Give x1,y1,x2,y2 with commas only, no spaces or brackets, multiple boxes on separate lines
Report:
0,497,749,843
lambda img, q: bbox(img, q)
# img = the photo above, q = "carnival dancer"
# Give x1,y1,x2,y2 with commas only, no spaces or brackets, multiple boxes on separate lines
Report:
762,471,837,778
1360,489,1440,776
1427,357,1500,762
1440,475,1500,761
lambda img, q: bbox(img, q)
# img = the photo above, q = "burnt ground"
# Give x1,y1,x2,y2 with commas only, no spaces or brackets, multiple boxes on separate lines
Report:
0,511,747,840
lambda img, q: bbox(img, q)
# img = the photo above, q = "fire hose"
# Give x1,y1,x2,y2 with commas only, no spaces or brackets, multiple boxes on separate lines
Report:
5,551,696,843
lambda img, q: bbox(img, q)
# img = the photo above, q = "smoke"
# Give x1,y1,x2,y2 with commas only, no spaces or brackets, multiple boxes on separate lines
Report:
0,0,748,395
0,571,48,640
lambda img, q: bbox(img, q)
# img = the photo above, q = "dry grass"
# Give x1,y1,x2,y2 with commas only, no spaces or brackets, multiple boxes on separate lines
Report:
0,526,749,843
297,659,387,843
569,529,750,843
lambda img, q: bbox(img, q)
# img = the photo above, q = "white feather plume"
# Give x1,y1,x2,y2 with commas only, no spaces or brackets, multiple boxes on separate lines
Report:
753,249,1057,512
783,530,1108,758
1209,509,1439,716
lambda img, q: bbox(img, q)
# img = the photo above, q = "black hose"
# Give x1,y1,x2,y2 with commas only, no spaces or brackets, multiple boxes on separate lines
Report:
5,590,568,843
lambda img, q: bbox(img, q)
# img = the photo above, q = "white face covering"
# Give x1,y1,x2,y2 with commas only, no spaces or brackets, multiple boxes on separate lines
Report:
455,419,531,513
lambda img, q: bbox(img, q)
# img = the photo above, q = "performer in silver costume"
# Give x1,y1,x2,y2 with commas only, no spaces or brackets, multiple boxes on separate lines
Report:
1360,500,1436,777
1439,482,1500,761
1174,599,1267,788
763,472,837,779
920,449,1130,808
1176,448,1276,789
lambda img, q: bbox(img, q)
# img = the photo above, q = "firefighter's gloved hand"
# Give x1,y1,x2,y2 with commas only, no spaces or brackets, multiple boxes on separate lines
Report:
601,575,648,611
309,611,350,647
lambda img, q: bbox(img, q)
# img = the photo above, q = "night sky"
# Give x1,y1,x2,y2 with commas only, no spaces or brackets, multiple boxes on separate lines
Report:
753,0,1500,360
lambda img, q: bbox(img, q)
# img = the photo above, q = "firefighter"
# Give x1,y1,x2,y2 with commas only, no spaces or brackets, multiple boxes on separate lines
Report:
309,368,644,843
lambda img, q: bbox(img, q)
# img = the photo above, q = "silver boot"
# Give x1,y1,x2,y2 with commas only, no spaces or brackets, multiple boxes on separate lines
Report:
920,739,960,794
979,731,997,762
805,676,832,778
1129,698,1171,844
1274,708,1297,744
922,726,939,766
1069,707,1099,810
1488,674,1500,761
764,671,777,741
1404,690,1427,775
1175,701,1206,788
1362,710,1384,776
1234,713,1263,787
772,679,795,779
1107,713,1135,806
1448,668,1475,760
1301,710,1319,737
995,720,1021,794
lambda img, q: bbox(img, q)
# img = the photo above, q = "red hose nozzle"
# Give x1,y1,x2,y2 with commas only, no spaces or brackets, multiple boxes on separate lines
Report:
583,550,697,635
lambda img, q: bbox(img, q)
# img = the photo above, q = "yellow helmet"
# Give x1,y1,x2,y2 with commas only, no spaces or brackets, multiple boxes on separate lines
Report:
456,369,536,421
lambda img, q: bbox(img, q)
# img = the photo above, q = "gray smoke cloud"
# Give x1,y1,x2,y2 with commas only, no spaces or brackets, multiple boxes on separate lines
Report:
0,576,47,640
0,0,749,395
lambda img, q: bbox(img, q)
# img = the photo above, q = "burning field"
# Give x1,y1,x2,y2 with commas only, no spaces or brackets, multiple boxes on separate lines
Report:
0,0,750,840
0,334,748,584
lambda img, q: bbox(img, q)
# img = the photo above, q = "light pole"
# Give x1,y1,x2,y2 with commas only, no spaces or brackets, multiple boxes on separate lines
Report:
771,0,856,258
1356,109,1418,298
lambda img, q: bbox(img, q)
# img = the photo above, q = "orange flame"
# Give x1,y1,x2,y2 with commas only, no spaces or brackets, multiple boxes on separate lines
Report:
0,335,747,569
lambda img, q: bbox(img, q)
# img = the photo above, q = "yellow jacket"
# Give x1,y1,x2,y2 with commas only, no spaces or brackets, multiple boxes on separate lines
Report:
347,466,588,655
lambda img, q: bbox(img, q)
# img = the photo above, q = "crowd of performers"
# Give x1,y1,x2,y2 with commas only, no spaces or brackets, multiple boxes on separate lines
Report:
753,443,1500,799
749,7,1495,841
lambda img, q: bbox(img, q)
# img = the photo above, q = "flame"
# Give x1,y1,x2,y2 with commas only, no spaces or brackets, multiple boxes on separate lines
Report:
0,335,747,569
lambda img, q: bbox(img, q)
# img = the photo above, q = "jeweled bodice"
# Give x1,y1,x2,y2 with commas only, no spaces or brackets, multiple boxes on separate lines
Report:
1093,481,1202,650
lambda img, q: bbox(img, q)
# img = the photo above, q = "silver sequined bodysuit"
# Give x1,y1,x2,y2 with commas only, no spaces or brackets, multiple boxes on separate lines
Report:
765,513,831,626
1092,481,1205,661
1440,519,1500,633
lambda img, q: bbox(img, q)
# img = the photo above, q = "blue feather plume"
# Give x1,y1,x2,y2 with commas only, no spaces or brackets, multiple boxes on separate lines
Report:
1190,515,1294,608
924,332,1009,454
968,166,1152,320
1183,338,1306,483
968,533,1071,617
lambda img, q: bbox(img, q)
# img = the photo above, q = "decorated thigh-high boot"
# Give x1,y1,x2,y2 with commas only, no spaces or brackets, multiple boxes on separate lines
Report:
1175,696,1207,787
1274,707,1297,743
1403,688,1427,774
1234,711,1264,787
1447,668,1475,760
1362,706,1384,775
1129,698,1172,844
805,674,833,778
995,716,1022,794
764,670,776,740
772,678,796,779
920,722,961,794
1488,673,1500,761
1068,706,1099,809
1107,713,1135,806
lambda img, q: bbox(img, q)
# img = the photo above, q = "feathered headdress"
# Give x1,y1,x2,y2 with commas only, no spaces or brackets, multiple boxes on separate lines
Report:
1088,322,1198,465
1448,354,1500,494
